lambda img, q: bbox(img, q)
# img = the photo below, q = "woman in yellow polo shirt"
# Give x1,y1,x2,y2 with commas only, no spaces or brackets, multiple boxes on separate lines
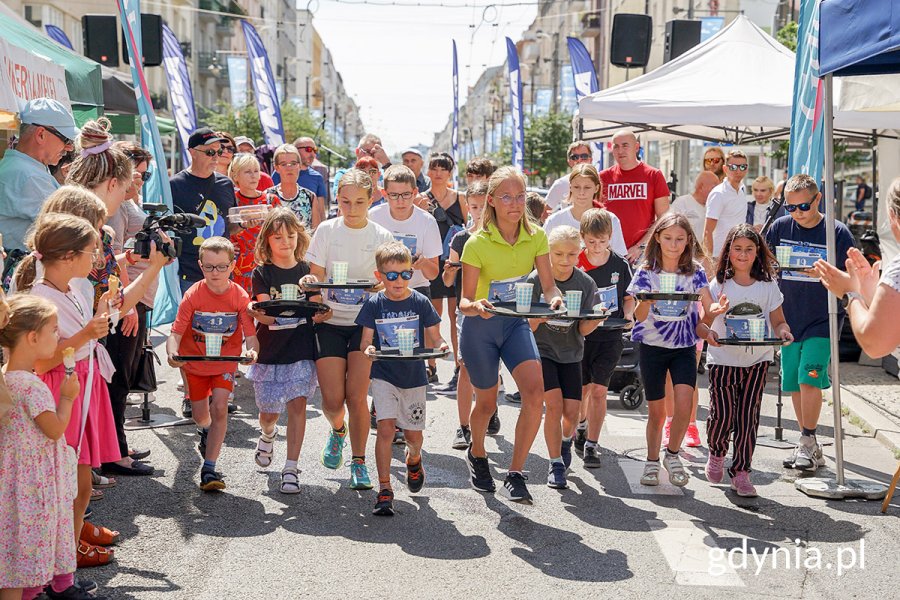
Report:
459,165,563,504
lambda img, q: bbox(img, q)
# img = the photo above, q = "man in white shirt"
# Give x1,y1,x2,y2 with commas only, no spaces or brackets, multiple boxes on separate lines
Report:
369,165,442,295
670,171,719,241
703,150,750,259
544,141,594,211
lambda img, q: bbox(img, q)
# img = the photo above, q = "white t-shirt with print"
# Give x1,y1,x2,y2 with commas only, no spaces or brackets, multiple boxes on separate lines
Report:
306,217,396,326
670,194,706,241
706,180,747,257
543,206,628,257
707,277,784,368
369,204,443,290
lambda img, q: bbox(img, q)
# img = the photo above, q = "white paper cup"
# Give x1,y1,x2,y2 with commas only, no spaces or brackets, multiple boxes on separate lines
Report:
565,290,582,316
748,318,766,342
205,333,223,357
281,284,299,301
776,245,792,266
332,261,349,285
515,282,534,313
396,328,416,356
659,273,677,294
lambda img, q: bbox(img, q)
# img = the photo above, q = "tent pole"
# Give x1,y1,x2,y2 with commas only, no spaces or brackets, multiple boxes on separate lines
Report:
871,131,878,230
822,74,846,486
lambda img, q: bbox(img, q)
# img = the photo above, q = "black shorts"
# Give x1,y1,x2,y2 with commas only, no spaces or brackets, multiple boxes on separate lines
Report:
541,357,583,400
429,259,456,299
315,323,363,360
581,336,626,387
413,285,432,300
638,343,698,401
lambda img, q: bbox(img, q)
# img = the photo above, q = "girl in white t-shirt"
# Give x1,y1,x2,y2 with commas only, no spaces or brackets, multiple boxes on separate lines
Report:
698,224,793,497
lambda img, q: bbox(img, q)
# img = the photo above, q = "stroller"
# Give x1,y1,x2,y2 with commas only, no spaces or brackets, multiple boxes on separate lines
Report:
607,331,645,410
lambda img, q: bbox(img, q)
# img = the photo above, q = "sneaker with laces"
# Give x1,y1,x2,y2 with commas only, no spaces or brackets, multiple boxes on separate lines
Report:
487,410,501,435
321,426,346,470
452,426,471,450
814,442,826,467
505,391,521,404
372,488,395,516
662,451,690,487
685,422,702,448
199,468,225,492
547,461,567,489
182,397,192,418
782,444,800,469
501,472,532,503
793,435,817,471
44,584,104,600
574,426,587,455
730,471,758,497
406,457,425,493
560,438,573,469
349,459,373,489
705,455,726,484
583,445,601,468
433,368,459,395
467,447,495,493
661,418,672,448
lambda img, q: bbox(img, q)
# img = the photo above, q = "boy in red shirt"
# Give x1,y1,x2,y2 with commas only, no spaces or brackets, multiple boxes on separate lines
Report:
167,237,259,491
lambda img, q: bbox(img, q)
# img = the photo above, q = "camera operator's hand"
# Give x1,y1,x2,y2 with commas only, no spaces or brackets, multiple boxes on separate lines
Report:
148,239,170,269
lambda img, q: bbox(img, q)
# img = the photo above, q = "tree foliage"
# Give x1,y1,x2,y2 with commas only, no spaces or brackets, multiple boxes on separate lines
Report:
776,21,799,52
487,111,573,183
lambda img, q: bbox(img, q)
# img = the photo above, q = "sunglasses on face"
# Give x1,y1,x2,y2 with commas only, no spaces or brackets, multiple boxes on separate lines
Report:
496,193,527,205
727,163,749,172
221,146,236,154
704,157,723,164
137,171,151,182
200,263,231,272
785,201,814,213
299,146,317,153
569,153,591,161
387,191,415,201
42,126,73,147
198,148,224,157
381,269,414,281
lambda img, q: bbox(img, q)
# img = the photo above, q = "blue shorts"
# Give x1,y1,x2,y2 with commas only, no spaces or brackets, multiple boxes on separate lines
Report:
459,315,540,390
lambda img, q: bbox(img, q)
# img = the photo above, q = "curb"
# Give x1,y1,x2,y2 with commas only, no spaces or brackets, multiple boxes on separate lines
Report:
837,384,900,457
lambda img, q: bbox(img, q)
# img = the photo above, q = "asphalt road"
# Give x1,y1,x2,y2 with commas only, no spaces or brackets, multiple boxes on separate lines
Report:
82,323,900,599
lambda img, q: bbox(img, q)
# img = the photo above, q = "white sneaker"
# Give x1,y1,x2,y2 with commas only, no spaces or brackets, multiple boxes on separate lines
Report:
813,442,826,467
662,451,690,487
793,435,817,471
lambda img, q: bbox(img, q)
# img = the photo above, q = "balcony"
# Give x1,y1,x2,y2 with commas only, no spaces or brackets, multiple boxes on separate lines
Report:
582,11,602,37
197,52,230,83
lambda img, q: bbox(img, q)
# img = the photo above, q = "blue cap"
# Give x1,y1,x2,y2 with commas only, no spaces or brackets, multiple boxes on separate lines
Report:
19,98,79,142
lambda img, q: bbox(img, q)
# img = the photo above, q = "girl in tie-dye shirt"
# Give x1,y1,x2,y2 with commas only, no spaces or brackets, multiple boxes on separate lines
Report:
627,213,714,490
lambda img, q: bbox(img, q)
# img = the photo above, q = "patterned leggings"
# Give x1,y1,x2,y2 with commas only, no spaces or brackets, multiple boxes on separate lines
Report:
707,362,769,475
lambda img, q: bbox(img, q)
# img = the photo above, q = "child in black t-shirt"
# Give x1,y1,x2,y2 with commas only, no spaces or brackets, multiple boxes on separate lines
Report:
358,242,447,516
246,208,332,494
576,209,635,467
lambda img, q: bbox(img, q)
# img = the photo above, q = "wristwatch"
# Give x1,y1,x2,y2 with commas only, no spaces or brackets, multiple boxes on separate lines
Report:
841,291,864,310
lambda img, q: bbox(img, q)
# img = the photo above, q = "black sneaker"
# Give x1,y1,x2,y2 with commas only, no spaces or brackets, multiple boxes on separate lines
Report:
574,424,587,455
583,445,602,468
501,472,532,504
467,447,496,493
406,458,425,493
75,579,98,594
505,391,522,404
452,426,471,450
560,438,573,469
44,584,107,600
487,410,501,435
373,488,395,516
426,365,438,384
433,367,459,395
227,402,237,414
197,428,208,459
181,397,192,418
199,468,226,492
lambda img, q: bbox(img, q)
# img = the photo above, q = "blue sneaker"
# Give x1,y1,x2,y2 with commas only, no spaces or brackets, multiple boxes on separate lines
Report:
561,438,573,470
321,425,346,470
349,458,373,490
547,461,568,489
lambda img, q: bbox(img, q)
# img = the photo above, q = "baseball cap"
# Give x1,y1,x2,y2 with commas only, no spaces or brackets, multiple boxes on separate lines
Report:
401,148,423,158
19,98,79,142
188,127,226,149
234,136,255,150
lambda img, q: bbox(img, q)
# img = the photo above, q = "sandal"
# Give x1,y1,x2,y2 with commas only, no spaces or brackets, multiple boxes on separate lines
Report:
255,430,276,468
81,521,120,546
90,488,103,501
280,468,301,495
76,542,114,568
640,460,661,486
91,471,117,489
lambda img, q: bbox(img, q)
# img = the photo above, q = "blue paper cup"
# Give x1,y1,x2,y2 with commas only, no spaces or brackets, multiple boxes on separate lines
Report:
396,328,416,356
205,333,223,357
515,282,534,313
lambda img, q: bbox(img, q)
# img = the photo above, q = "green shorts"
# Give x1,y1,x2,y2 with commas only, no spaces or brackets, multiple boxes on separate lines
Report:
780,336,831,392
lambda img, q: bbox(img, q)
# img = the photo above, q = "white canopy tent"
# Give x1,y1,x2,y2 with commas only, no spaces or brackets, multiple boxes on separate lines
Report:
575,16,898,144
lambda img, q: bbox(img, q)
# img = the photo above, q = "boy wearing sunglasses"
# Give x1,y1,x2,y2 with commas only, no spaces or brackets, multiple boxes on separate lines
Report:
357,242,448,516
764,174,855,472
703,150,750,261
167,237,259,492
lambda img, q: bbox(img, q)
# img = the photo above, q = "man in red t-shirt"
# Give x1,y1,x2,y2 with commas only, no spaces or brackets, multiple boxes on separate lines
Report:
600,130,670,262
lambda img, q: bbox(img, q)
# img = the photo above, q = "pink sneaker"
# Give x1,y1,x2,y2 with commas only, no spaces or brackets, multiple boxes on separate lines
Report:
661,418,672,447
730,471,758,497
705,455,725,483
685,422,702,448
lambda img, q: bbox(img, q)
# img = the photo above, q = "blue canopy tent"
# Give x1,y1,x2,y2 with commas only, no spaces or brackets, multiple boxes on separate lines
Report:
799,0,900,499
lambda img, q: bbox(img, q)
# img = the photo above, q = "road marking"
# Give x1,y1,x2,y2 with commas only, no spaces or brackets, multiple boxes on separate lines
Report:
648,519,745,587
618,459,684,496
602,410,648,437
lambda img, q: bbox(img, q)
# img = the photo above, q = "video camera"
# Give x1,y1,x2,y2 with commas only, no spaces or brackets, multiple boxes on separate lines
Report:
133,204,205,259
